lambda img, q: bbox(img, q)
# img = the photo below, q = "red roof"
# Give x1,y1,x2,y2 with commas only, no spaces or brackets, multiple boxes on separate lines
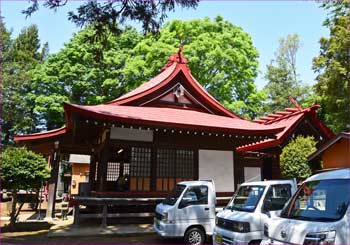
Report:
64,103,284,135
107,51,240,119
14,127,67,142
15,50,286,143
236,104,334,152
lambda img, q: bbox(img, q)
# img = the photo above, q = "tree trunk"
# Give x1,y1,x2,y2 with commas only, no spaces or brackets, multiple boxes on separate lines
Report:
9,191,17,230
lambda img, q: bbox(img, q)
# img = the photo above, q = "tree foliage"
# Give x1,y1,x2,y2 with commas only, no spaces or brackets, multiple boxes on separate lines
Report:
2,147,50,229
125,16,265,118
2,24,48,144
263,34,313,112
280,135,318,180
32,17,264,129
313,2,350,133
31,25,142,129
23,0,199,36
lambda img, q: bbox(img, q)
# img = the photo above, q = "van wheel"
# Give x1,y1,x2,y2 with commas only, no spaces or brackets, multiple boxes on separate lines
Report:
184,227,205,245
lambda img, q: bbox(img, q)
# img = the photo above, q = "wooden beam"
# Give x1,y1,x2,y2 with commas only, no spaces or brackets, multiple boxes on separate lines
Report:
46,147,60,219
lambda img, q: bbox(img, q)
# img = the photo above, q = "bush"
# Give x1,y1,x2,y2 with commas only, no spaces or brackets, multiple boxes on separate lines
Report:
280,135,318,180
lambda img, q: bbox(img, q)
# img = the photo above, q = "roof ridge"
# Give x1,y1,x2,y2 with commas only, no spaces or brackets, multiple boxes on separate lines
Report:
253,104,320,125
111,47,189,104
160,49,188,72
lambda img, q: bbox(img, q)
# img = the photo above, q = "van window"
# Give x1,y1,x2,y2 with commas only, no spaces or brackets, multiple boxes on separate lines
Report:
262,184,292,212
281,179,350,222
182,186,208,205
227,185,265,212
163,184,186,206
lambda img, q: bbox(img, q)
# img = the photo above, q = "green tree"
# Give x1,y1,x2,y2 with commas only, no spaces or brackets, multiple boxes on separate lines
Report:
125,16,265,118
0,21,12,144
31,25,142,129
280,136,318,180
313,2,350,133
2,24,48,144
1,147,50,229
32,17,264,128
264,34,313,112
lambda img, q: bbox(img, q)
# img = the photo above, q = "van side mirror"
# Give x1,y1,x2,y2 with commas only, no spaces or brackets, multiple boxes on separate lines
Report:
262,198,273,213
267,210,281,218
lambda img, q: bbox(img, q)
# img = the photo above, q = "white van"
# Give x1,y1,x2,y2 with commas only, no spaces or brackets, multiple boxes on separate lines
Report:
262,168,350,245
154,180,216,244
213,180,297,245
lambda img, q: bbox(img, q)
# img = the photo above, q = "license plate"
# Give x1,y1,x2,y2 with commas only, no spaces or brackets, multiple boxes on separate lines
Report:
215,235,222,244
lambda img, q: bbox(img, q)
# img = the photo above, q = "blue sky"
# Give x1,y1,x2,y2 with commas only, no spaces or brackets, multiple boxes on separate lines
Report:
1,1,329,89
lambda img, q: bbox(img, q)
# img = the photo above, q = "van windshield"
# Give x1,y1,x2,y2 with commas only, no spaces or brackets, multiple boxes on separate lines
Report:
227,185,265,212
162,184,186,206
281,179,350,222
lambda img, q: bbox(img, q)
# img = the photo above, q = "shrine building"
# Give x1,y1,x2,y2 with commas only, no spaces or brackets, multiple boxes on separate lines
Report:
14,50,332,218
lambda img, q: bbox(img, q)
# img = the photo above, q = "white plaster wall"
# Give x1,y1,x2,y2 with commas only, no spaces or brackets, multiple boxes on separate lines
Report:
198,150,234,192
244,167,261,182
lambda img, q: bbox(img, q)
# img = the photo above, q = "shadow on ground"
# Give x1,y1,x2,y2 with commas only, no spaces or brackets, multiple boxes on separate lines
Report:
1,221,52,232
1,232,186,244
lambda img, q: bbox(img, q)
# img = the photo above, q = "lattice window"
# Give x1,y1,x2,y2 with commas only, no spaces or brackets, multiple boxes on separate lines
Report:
124,163,130,175
130,147,151,177
176,149,194,178
157,149,176,177
157,149,194,178
106,162,120,181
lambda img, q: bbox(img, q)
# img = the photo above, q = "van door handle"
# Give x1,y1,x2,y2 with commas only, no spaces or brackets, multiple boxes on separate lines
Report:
204,207,209,211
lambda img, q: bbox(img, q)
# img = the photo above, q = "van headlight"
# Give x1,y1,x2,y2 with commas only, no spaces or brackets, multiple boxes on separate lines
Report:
233,221,250,233
163,212,168,222
304,231,336,245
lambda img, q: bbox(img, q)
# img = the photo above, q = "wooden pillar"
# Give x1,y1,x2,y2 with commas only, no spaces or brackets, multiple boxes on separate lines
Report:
98,147,110,192
194,149,199,180
46,142,60,219
150,147,157,191
89,153,97,192
73,204,80,227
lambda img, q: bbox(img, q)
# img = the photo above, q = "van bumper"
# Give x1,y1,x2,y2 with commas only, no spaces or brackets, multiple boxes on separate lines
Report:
213,226,261,244
153,218,182,237
261,238,289,245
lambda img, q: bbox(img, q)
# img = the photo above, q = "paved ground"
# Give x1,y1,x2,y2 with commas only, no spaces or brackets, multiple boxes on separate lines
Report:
0,205,185,244
0,200,213,244
1,219,188,244
1,231,187,244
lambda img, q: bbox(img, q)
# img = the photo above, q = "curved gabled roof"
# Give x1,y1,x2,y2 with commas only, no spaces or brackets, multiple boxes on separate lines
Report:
15,50,286,143
14,127,67,142
64,103,284,135
236,104,334,152
106,51,241,119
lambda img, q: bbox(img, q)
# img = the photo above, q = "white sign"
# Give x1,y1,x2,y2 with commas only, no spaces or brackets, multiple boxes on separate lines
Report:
110,127,153,142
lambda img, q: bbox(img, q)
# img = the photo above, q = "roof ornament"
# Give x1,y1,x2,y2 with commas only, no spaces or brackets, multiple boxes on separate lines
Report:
178,45,184,63
173,84,185,98
289,96,302,111
161,45,188,71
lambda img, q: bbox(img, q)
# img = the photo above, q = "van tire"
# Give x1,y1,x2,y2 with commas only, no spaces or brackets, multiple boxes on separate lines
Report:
184,227,206,245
